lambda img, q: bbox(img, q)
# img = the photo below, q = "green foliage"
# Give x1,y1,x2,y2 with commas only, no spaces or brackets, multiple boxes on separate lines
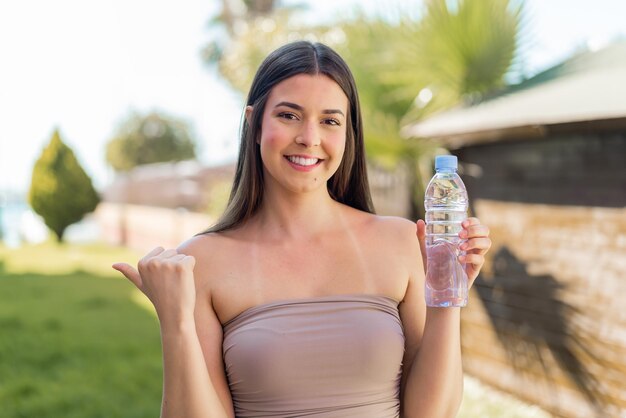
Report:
28,129,100,242
205,11,333,94
334,17,424,167
398,0,524,122
106,111,197,172
339,0,524,124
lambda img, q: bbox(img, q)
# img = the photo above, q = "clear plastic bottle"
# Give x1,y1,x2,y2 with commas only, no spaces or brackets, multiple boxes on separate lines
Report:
424,155,469,307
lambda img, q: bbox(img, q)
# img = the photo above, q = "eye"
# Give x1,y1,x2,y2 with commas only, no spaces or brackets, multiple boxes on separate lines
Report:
278,112,298,120
323,118,341,126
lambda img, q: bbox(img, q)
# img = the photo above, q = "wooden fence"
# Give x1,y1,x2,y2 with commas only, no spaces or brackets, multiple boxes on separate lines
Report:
456,131,626,417
462,200,626,417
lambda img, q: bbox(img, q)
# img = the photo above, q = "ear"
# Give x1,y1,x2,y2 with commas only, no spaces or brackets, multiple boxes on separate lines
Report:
245,105,261,144
245,105,253,125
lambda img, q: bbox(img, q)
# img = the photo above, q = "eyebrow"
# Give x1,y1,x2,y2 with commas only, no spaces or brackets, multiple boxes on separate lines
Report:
274,101,345,117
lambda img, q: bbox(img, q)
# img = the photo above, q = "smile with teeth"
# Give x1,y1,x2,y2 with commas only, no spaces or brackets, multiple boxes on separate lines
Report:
285,155,322,167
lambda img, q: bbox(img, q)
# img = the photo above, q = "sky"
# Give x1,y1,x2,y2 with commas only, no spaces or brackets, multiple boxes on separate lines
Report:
1,0,625,196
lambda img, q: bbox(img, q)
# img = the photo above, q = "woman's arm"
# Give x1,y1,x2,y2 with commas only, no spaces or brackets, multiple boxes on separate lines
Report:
401,305,463,418
159,293,233,418
160,317,230,417
396,217,490,418
113,240,234,418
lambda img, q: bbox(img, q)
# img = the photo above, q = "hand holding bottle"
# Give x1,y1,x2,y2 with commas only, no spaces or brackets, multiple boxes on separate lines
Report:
416,217,491,293
112,247,197,327
457,218,491,285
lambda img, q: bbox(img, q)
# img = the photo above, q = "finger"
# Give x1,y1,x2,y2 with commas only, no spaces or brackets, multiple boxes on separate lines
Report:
181,255,196,269
415,219,427,272
165,254,192,266
460,237,492,253
139,247,165,266
460,224,490,239
459,253,484,266
142,246,165,260
112,263,142,288
167,254,187,262
462,217,480,228
160,254,195,270
158,249,179,259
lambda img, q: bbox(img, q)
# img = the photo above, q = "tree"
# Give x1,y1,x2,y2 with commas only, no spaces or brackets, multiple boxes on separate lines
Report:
203,0,303,93
368,0,525,123
106,111,197,172
29,129,100,242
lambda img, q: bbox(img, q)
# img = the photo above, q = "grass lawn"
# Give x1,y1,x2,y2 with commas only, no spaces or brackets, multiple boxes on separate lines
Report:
0,241,548,418
0,241,161,418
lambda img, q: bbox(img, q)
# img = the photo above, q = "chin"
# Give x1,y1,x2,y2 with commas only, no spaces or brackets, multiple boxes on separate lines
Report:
286,181,327,195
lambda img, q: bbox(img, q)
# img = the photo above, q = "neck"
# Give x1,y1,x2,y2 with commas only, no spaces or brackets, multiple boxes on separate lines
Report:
252,185,340,242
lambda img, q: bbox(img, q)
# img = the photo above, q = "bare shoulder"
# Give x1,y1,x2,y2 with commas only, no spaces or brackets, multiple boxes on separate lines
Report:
176,231,232,291
177,232,223,264
372,215,416,234
369,214,419,250
345,208,418,258
351,212,423,303
338,205,418,254
177,231,222,258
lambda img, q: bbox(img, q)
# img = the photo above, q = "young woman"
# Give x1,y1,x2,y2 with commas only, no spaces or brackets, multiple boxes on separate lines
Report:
113,41,491,418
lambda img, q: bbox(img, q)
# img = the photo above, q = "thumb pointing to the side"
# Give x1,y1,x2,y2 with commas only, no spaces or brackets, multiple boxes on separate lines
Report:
112,263,142,289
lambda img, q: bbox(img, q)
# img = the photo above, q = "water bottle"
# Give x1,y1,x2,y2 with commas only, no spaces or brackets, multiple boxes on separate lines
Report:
424,155,469,307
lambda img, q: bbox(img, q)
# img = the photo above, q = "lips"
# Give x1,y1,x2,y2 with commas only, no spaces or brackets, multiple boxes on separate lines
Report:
283,155,324,171
285,155,322,166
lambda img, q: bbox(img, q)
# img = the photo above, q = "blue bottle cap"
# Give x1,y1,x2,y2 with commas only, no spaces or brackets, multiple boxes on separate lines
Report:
435,155,457,171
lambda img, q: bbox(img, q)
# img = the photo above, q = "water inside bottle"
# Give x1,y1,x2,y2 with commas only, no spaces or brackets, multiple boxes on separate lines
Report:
425,240,468,307
424,208,468,307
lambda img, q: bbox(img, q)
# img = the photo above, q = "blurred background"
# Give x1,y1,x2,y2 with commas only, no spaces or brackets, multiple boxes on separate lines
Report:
1,0,625,417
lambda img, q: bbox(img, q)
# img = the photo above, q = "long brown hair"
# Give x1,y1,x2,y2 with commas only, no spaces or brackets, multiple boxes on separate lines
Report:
200,41,374,234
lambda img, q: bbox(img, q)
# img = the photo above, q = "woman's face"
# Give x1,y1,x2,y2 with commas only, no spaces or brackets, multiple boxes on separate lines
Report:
254,74,349,196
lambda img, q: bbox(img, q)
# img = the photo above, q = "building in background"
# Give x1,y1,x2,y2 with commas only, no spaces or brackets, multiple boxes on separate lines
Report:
103,160,236,212
403,41,626,417
97,161,236,251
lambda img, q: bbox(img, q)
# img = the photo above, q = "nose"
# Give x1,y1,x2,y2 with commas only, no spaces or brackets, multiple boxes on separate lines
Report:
295,121,320,147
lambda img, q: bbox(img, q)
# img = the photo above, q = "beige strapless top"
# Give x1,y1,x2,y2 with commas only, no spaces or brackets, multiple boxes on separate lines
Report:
222,294,405,418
